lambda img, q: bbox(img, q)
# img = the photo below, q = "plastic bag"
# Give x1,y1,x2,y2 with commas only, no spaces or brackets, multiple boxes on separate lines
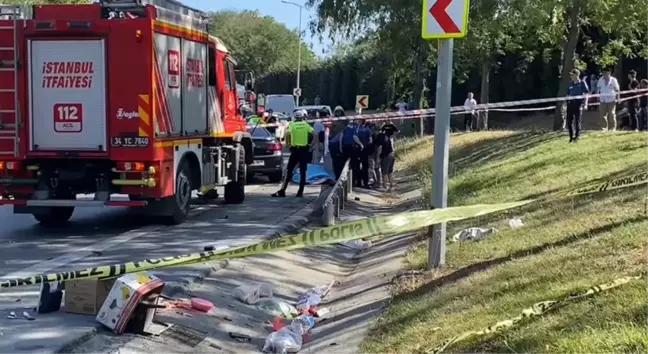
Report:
508,218,524,229
450,227,498,242
262,323,304,354
340,240,372,250
295,286,328,311
256,297,298,318
233,283,273,305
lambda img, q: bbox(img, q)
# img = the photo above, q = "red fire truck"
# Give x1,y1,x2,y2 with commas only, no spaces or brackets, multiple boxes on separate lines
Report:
0,0,256,226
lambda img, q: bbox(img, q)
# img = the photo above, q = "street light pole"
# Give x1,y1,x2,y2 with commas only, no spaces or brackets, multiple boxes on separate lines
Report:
281,0,303,106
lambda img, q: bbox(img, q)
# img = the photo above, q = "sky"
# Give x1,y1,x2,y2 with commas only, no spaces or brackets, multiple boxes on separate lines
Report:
182,0,332,57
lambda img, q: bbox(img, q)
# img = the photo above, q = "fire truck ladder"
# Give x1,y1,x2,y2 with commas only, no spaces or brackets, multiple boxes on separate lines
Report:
0,5,27,157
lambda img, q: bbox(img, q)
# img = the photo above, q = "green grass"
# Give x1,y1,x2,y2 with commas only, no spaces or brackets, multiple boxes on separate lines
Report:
362,130,648,354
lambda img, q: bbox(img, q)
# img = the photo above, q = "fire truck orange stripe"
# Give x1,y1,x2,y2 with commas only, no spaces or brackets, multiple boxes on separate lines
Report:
137,94,151,138
137,94,150,126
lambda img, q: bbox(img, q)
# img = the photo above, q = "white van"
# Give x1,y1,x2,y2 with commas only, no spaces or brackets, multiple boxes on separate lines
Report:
265,94,296,116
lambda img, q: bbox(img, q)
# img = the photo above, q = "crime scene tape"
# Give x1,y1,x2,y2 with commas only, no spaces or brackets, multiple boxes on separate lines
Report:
488,92,647,112
425,275,643,354
0,200,531,289
0,171,646,289
250,88,648,128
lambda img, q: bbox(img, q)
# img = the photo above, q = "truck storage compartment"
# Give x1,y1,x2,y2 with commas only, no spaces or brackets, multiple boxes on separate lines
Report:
29,39,107,151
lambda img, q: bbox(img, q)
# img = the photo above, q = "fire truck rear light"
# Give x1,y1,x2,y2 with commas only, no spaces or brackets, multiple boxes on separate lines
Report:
0,161,21,170
117,162,146,171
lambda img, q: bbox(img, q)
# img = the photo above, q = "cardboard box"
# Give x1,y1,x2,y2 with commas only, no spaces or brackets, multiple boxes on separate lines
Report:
65,278,116,315
96,273,164,334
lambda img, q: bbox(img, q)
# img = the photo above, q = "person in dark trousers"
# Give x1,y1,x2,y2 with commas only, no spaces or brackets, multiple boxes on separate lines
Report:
640,79,648,131
565,68,589,143
272,110,314,198
329,129,345,179
627,70,640,131
375,123,399,190
339,119,363,186
357,120,373,188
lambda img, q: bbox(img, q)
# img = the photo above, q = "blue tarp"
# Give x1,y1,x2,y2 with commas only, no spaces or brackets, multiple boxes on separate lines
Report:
292,163,335,185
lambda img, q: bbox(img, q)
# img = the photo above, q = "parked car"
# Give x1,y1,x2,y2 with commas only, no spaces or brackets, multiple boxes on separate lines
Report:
266,94,296,116
294,105,333,119
247,126,284,183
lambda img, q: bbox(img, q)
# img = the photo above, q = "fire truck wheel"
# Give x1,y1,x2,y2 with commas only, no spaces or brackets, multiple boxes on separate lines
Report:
33,207,75,227
224,145,246,204
166,161,192,224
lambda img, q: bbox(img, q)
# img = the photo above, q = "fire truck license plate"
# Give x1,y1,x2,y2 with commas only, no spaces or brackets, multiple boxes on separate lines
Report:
111,136,149,148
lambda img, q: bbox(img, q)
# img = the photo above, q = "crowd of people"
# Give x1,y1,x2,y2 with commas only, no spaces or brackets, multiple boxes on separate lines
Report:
565,67,648,143
328,118,399,191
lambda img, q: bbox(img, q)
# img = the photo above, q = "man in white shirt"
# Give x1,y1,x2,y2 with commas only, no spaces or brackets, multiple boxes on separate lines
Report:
463,92,478,131
597,67,620,131
396,99,408,113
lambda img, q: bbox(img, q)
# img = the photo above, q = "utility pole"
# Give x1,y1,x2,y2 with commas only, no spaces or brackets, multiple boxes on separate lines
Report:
422,0,470,269
282,0,303,106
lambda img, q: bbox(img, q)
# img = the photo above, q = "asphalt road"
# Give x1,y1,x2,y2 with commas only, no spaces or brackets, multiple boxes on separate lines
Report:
0,159,322,353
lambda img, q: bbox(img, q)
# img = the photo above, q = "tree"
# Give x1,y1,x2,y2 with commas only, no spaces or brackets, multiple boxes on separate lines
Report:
209,10,319,78
308,0,434,111
541,0,648,130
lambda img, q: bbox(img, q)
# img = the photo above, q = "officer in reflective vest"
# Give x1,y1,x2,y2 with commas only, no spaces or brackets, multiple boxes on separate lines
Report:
272,109,314,198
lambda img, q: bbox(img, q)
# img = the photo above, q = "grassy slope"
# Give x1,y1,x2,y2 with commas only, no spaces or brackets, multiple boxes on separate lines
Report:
363,131,648,353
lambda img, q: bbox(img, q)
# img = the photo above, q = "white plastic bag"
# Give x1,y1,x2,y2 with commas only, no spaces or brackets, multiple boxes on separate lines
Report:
295,285,328,311
451,227,498,242
340,240,372,250
508,218,524,229
233,283,273,304
262,323,304,354
256,297,298,318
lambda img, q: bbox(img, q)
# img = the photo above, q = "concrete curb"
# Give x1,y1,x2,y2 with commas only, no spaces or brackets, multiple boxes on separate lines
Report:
57,195,321,354
162,197,319,297
55,328,98,354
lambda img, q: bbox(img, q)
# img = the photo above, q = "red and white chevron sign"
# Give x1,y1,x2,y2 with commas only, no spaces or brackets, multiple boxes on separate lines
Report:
422,0,470,39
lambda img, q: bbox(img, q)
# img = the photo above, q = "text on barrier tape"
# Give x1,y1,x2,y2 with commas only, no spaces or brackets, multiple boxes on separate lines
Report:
0,172,646,289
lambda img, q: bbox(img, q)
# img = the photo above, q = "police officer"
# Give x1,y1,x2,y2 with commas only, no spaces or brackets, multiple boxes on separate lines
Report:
566,68,589,143
272,110,314,198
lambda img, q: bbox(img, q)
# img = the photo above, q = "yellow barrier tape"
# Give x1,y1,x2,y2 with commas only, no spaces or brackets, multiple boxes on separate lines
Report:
425,275,643,354
0,200,530,289
0,171,644,289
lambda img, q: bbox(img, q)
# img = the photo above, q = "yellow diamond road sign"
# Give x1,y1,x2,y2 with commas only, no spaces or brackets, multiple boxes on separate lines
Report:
422,0,470,39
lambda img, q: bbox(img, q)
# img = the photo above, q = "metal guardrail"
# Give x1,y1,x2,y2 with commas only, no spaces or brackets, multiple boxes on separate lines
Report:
318,159,352,226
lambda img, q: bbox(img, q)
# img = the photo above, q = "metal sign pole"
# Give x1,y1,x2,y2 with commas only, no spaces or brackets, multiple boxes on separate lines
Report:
428,38,453,269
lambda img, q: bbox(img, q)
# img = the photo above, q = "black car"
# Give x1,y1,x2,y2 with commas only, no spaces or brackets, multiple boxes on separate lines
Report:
247,126,284,183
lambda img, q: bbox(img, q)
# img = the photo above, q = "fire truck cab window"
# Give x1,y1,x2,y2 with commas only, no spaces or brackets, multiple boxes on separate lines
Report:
208,46,216,87
228,61,237,90
224,61,232,89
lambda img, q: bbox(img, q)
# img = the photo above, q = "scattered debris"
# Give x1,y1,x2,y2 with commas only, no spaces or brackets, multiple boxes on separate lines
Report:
229,332,251,343
451,227,498,242
256,298,298,318
508,217,524,229
23,311,35,321
340,239,372,250
233,283,273,304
